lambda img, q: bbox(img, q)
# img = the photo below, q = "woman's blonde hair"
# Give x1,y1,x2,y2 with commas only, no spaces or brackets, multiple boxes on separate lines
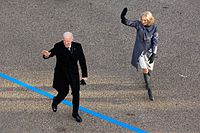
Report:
139,11,155,26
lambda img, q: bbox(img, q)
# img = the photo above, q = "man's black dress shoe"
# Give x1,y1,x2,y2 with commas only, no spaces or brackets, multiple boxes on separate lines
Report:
72,114,82,123
52,103,57,112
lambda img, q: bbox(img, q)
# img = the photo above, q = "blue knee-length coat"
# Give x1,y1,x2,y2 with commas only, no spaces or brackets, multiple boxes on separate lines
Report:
122,19,158,70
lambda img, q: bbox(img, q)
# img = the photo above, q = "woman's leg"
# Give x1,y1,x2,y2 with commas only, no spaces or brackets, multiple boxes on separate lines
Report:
139,54,154,101
143,69,154,101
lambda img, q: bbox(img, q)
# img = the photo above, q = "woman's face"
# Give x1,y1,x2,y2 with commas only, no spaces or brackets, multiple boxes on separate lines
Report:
141,16,148,26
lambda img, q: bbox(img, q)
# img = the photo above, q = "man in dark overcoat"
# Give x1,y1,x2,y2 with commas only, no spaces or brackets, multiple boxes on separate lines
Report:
41,32,88,122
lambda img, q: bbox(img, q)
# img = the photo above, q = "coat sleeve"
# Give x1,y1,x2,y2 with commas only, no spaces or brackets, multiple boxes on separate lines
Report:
122,19,139,29
151,26,158,54
78,44,88,77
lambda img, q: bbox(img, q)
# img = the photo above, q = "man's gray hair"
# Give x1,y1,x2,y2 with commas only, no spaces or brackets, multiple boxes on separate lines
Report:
63,32,73,39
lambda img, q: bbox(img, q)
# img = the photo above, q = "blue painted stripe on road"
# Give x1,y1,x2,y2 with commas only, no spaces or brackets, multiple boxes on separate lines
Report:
0,72,148,133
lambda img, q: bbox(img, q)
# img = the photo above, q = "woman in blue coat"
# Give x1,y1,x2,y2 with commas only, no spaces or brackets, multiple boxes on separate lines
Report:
121,8,158,101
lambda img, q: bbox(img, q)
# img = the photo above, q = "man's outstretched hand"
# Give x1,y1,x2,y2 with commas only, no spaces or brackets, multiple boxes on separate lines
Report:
41,50,51,59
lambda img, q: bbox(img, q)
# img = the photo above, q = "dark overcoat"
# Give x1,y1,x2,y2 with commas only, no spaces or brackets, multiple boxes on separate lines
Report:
123,20,158,70
45,41,88,90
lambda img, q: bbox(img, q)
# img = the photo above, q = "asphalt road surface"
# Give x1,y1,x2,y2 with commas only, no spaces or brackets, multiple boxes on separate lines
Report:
0,0,200,133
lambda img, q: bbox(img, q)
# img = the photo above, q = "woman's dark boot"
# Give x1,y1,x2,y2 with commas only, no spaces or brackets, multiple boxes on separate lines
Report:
148,89,154,101
143,73,154,101
143,73,150,90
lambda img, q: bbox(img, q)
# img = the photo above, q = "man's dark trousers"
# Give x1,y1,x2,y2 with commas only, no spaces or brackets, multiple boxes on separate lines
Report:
52,75,80,114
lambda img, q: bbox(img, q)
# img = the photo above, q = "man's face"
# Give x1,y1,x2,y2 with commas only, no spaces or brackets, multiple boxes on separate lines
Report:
141,16,148,26
63,36,73,46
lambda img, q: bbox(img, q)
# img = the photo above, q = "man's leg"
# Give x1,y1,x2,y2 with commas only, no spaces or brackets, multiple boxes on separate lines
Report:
52,87,69,112
70,80,82,122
